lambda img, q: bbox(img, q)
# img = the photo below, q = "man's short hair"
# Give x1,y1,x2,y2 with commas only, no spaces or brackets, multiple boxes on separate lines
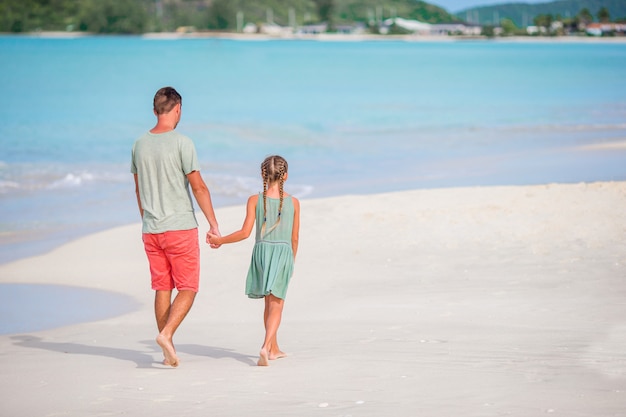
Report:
153,87,182,115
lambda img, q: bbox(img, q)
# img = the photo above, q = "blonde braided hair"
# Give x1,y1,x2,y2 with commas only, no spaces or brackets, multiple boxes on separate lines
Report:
260,155,288,236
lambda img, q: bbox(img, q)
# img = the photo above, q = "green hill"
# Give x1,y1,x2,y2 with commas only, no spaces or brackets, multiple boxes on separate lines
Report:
0,0,459,34
333,0,460,24
455,0,626,27
196,0,459,29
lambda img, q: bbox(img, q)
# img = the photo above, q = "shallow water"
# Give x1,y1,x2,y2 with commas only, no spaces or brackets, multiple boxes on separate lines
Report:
1,36,625,264
0,284,141,335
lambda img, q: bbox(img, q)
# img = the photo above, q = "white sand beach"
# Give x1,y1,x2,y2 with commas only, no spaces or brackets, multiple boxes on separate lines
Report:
1,182,625,416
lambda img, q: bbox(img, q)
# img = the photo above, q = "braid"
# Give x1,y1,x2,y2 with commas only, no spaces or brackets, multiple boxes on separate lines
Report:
261,162,269,236
278,164,285,221
259,155,288,237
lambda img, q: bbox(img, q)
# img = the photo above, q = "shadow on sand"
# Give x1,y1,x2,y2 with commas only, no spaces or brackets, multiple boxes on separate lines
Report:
12,335,256,368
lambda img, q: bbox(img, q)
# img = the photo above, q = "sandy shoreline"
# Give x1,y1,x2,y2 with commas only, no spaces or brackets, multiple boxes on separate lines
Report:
12,30,626,43
1,182,625,416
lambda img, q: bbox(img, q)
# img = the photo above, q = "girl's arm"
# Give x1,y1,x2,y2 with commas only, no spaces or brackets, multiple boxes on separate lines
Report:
291,197,300,260
207,195,257,246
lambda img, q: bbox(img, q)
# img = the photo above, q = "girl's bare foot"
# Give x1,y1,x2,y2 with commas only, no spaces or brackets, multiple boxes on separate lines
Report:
258,348,269,366
269,350,287,360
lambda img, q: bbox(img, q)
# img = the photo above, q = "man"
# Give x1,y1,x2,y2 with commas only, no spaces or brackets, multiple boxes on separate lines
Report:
131,86,220,367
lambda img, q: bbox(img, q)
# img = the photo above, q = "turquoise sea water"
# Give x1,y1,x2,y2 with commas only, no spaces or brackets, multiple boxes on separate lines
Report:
1,36,625,264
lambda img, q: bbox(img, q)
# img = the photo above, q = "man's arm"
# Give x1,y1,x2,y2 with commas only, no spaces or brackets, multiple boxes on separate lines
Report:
187,170,220,243
133,174,143,218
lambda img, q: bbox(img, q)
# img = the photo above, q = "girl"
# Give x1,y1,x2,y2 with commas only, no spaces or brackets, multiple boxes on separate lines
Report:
207,155,300,366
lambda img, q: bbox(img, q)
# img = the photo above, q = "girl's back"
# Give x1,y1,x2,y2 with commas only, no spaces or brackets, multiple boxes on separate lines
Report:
255,194,294,245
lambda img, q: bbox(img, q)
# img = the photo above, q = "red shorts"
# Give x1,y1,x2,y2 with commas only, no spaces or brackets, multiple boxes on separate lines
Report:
142,228,200,292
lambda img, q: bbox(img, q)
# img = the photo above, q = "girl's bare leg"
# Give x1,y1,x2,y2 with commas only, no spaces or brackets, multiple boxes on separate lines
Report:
259,294,284,366
263,295,287,360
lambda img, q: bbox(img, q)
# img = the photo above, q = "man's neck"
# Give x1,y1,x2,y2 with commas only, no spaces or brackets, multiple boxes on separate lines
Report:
150,120,176,134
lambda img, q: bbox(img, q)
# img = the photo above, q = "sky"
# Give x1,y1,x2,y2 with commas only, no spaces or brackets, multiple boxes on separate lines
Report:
433,0,549,13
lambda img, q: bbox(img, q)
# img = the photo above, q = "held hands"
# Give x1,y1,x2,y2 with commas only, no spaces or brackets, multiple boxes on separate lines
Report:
206,232,222,247
206,227,222,249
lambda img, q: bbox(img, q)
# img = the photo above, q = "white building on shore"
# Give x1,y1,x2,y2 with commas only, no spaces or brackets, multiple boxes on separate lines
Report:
381,18,431,35
430,23,482,36
382,18,481,36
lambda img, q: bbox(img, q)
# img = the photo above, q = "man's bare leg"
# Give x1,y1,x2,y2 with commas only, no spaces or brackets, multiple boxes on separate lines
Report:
155,290,172,333
155,290,196,367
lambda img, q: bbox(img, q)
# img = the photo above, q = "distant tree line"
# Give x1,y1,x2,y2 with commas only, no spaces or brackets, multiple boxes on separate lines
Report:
532,6,616,29
486,6,624,37
0,0,151,33
0,0,457,34
457,0,625,29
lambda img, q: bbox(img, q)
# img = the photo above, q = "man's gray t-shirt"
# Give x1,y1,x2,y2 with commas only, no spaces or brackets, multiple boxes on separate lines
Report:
131,130,199,233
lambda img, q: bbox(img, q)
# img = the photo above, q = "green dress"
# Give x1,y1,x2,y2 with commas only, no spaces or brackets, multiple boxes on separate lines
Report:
245,194,295,300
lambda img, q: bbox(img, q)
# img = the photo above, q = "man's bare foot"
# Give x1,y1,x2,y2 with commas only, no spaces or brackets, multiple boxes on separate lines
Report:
257,348,269,366
162,358,178,366
269,350,287,360
156,334,179,367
